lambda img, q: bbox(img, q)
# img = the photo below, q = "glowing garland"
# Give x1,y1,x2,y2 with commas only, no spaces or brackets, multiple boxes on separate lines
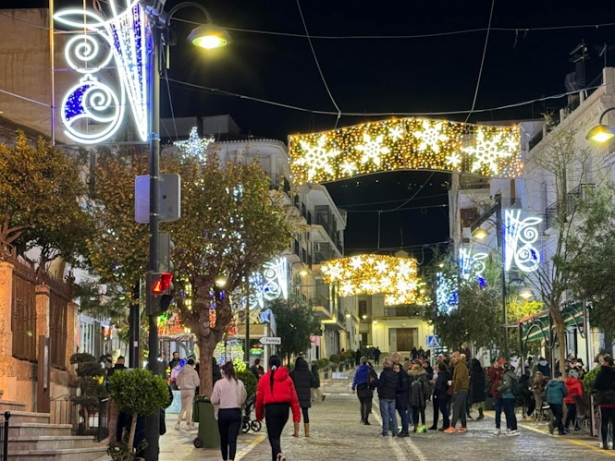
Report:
55,0,150,144
321,255,421,306
288,118,521,184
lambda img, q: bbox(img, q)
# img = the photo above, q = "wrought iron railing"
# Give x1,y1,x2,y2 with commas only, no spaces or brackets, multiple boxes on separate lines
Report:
0,411,11,461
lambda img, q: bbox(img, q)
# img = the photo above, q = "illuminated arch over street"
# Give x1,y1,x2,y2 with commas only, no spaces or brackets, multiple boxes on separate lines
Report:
321,254,424,306
288,118,521,185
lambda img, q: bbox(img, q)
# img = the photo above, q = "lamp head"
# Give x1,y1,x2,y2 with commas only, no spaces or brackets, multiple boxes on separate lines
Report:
586,124,615,143
473,228,488,241
299,269,308,277
519,289,533,300
188,23,232,49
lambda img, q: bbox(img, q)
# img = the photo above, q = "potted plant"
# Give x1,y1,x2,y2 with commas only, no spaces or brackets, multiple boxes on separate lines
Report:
317,358,330,379
329,354,340,373
236,370,258,398
70,353,108,435
106,368,169,461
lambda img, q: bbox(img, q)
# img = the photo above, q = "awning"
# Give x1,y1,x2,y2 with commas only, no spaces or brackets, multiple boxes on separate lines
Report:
518,302,584,343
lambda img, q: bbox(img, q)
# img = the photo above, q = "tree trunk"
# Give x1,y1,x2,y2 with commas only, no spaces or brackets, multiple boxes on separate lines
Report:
551,306,567,377
128,413,138,455
198,334,216,397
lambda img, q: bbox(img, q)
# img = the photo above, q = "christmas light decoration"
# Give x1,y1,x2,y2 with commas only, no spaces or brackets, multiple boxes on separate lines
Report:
321,255,421,305
55,0,150,144
504,210,542,273
459,248,489,280
288,118,521,185
436,272,458,313
174,127,214,156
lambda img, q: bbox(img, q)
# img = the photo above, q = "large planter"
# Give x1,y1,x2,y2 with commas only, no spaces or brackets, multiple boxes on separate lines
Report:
193,398,220,449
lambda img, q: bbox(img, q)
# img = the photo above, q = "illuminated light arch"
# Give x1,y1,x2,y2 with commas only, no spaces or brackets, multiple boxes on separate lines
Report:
54,0,150,144
321,254,422,306
288,118,521,184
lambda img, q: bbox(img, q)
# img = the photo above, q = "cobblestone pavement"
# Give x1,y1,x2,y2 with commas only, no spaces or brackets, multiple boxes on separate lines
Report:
96,374,615,461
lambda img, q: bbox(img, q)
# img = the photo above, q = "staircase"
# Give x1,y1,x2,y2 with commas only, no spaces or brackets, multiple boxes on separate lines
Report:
0,400,108,461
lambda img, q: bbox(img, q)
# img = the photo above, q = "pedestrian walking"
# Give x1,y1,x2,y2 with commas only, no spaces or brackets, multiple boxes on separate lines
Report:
373,347,381,366
290,357,314,437
376,357,399,436
469,358,486,421
352,357,375,424
547,371,568,436
564,369,583,432
310,361,325,402
408,363,430,433
249,358,264,381
499,363,520,436
355,349,362,367
489,359,506,435
593,354,615,450
175,359,200,429
431,362,451,430
393,363,410,437
445,352,469,434
256,355,301,461
211,361,247,461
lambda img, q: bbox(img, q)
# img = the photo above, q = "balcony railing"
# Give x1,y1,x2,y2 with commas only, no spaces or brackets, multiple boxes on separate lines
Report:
544,183,594,230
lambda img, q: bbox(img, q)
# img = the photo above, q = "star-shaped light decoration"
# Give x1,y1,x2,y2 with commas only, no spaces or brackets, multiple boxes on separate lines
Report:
445,152,462,169
174,126,214,156
463,129,516,175
356,133,390,166
414,120,449,153
295,135,339,181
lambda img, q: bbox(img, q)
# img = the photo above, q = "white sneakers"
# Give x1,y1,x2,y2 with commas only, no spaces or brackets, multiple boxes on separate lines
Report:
506,430,520,437
493,428,501,435
599,442,614,449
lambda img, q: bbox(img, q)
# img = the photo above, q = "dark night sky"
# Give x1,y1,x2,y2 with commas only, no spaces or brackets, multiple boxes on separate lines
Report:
3,0,615,260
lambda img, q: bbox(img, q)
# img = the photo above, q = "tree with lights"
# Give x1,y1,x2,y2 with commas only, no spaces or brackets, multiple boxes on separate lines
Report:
269,299,321,365
0,131,93,272
86,145,297,396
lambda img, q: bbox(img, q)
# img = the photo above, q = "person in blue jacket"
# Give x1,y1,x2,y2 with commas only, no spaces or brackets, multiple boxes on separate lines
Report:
352,357,374,424
547,371,568,436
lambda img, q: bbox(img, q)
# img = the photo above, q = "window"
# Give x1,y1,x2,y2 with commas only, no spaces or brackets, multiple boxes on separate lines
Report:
358,300,367,317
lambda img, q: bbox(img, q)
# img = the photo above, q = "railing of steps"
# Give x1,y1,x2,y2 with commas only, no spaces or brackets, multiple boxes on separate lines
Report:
0,411,10,461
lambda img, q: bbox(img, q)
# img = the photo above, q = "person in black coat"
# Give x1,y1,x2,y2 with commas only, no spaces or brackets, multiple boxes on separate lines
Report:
433,362,451,430
593,354,615,449
290,357,315,437
393,363,410,437
469,358,486,420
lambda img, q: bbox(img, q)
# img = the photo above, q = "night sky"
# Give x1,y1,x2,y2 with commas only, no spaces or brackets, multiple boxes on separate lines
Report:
3,0,615,260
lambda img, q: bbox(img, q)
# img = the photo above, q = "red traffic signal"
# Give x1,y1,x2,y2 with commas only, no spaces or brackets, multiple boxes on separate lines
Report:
152,272,173,294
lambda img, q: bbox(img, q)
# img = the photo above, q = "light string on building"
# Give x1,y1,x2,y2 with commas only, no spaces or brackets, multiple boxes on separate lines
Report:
288,117,521,185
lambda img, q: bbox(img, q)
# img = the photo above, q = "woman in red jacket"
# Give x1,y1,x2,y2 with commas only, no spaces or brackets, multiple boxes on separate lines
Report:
488,359,506,435
256,355,301,461
563,369,583,432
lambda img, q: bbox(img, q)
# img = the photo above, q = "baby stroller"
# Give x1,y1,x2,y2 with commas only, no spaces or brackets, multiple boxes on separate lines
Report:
242,395,262,433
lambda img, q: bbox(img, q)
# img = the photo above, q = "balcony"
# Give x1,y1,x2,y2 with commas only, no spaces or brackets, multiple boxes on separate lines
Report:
543,183,594,230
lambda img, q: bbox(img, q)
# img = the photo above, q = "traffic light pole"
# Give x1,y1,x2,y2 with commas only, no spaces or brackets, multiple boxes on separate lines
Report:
144,22,161,461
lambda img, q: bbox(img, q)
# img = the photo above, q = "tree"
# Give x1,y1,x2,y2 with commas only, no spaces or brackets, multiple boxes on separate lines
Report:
69,353,108,433
86,146,298,396
0,131,93,271
527,121,596,373
269,299,321,365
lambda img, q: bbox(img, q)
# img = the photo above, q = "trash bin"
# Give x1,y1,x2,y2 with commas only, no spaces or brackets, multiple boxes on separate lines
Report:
193,396,220,449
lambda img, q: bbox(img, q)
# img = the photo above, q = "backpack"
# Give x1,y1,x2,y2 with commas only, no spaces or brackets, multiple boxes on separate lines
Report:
497,373,520,397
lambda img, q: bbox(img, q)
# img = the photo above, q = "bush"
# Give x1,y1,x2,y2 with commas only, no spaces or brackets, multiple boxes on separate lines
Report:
70,353,107,425
583,367,599,393
236,370,258,398
317,358,329,370
345,350,354,361
329,354,341,364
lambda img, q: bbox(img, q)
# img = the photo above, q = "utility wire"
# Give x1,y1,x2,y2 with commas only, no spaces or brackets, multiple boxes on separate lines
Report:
465,0,495,124
166,77,613,119
383,172,436,213
347,203,448,213
295,0,342,126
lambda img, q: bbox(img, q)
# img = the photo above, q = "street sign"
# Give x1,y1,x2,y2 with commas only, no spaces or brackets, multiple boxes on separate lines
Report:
426,335,441,349
259,337,281,345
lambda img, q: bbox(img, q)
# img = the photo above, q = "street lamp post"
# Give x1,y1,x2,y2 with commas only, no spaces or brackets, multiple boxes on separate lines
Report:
586,107,615,142
143,3,229,459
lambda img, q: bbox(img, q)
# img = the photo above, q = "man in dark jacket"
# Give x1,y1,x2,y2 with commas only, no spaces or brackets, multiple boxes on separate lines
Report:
355,349,362,367
377,357,399,436
594,354,615,449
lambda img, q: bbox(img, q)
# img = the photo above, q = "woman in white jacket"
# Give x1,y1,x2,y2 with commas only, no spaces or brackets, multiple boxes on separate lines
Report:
211,361,247,461
175,359,200,429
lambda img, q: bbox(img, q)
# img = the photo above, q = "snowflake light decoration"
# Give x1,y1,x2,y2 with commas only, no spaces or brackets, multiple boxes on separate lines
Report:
294,135,339,181
174,126,214,156
321,254,422,306
288,117,521,185
356,133,390,165
414,120,448,153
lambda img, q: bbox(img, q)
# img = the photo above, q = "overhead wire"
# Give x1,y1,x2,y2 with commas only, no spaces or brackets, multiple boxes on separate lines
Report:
464,0,495,123
295,0,342,126
383,172,436,212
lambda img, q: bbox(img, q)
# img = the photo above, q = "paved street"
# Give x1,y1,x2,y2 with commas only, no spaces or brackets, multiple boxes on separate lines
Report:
95,374,615,461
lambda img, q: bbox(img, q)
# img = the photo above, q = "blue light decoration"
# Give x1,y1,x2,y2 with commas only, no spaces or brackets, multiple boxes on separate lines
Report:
54,0,151,144
504,210,542,273
436,272,458,314
458,247,489,281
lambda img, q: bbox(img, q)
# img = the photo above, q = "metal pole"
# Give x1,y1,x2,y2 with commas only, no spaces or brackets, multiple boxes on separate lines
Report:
3,411,10,461
245,282,250,364
496,197,508,359
128,281,140,368
144,22,161,461
49,0,56,145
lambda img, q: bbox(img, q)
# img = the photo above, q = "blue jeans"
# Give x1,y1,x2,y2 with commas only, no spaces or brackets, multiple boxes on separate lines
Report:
494,397,504,429
503,398,517,431
380,399,398,435
397,406,409,433
407,406,414,426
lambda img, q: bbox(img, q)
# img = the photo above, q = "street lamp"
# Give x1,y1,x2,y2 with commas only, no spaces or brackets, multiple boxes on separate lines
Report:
143,3,230,459
586,107,615,142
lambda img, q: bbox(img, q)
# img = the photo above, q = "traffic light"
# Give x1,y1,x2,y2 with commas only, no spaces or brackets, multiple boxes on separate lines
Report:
147,272,174,316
